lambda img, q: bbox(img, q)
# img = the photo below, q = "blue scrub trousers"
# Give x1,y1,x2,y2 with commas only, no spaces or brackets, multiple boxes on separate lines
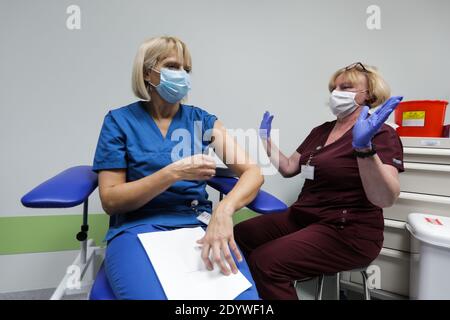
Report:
104,224,260,300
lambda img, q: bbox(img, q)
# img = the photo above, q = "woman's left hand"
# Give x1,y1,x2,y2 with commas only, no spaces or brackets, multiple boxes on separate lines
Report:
352,96,403,150
196,203,242,275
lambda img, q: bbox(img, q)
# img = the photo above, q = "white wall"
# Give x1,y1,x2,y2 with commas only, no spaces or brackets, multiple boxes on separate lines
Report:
1,0,449,217
0,251,79,293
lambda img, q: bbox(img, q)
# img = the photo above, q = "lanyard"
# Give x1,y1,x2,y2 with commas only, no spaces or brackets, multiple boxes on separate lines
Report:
305,145,322,167
301,145,322,180
305,153,314,166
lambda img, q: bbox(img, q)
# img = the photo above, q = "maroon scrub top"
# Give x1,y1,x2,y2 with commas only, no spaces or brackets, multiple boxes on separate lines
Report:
292,120,404,241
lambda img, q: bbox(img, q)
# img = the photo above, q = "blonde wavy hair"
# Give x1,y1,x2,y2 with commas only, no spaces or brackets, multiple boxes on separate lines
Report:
328,62,391,108
132,36,192,101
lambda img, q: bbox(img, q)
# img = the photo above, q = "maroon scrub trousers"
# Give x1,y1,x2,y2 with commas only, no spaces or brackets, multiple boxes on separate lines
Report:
234,121,404,300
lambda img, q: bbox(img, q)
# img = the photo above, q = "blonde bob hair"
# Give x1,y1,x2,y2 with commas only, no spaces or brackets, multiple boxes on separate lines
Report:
328,63,391,108
132,36,192,101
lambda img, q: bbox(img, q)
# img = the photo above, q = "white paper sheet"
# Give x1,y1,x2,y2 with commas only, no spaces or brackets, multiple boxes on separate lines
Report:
137,227,252,300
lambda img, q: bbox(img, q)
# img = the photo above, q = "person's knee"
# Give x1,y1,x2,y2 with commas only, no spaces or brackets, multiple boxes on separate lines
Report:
248,247,280,281
250,244,305,285
104,231,167,300
234,220,252,247
105,263,167,300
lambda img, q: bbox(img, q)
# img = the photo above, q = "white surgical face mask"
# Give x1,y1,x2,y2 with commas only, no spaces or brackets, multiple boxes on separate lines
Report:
329,90,367,119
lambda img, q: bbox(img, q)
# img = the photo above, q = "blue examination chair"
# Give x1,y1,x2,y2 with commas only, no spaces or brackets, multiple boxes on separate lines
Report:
21,165,287,300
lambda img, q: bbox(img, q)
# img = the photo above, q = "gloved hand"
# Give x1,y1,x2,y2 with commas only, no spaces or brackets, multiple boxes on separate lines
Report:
259,111,274,140
352,96,404,150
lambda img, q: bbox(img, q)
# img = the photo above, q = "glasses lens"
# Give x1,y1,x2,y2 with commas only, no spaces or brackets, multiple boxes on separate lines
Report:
345,62,368,73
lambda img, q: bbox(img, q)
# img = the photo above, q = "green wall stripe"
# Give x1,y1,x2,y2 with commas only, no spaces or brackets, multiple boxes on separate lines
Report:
233,209,259,225
0,210,259,255
0,214,110,255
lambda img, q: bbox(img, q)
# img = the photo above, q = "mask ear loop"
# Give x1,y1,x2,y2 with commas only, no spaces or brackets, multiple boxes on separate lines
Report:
146,68,161,90
354,89,369,107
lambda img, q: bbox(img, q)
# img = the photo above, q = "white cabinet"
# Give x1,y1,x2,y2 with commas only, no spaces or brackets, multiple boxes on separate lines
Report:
400,163,450,197
351,248,410,297
383,219,410,252
348,137,450,299
384,192,450,221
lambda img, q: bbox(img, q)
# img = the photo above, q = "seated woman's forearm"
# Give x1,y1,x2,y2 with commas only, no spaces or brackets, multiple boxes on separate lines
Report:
218,165,264,215
103,166,178,216
103,154,216,215
262,138,296,177
357,156,400,208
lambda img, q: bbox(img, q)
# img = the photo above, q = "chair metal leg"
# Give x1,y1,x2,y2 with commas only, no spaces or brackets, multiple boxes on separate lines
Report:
76,199,89,265
360,270,371,300
315,275,324,300
315,269,370,301
336,272,341,300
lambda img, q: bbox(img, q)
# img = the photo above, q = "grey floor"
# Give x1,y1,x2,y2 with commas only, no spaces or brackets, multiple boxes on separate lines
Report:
0,288,88,300
1,283,369,300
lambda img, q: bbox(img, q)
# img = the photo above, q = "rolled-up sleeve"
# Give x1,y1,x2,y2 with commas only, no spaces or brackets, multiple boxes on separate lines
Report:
197,107,217,144
373,125,405,173
92,111,127,173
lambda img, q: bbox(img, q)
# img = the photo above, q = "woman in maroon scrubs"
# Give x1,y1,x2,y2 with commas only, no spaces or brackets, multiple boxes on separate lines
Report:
234,62,404,300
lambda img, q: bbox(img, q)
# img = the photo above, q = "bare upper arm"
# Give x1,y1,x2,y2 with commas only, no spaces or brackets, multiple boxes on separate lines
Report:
210,120,257,177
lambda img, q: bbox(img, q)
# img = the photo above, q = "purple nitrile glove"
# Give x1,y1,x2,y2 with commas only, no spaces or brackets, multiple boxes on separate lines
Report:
352,96,404,150
259,111,274,140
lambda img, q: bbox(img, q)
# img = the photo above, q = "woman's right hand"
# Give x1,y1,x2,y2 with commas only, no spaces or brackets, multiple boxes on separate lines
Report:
168,154,216,181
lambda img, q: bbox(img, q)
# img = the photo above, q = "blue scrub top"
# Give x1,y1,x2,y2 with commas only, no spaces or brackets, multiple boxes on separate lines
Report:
92,101,218,242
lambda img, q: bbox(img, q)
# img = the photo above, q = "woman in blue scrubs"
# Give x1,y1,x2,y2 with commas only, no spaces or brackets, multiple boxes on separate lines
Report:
92,36,263,299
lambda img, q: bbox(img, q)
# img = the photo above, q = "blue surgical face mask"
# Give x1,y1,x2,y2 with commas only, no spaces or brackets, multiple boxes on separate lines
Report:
149,68,191,104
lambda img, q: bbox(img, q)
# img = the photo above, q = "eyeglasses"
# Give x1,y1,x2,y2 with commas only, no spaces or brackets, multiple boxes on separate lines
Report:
344,62,370,73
